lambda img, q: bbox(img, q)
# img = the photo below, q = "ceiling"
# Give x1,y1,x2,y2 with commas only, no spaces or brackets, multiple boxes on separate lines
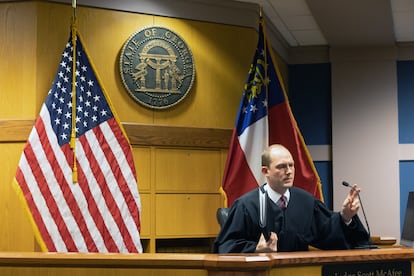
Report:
34,0,414,52
234,0,414,47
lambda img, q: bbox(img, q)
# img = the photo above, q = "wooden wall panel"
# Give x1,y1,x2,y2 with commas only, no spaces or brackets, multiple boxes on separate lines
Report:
0,2,38,118
124,124,231,149
139,194,150,238
132,147,151,192
0,120,33,142
155,148,222,193
155,194,221,237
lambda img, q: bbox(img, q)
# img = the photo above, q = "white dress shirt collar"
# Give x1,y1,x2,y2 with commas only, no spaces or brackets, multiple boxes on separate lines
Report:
263,183,290,205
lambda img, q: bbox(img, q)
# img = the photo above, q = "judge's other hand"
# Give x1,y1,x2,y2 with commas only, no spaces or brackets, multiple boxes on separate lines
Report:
255,232,278,253
340,183,361,224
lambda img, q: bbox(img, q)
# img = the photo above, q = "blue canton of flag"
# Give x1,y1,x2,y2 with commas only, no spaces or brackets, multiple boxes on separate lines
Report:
236,28,268,137
47,39,113,145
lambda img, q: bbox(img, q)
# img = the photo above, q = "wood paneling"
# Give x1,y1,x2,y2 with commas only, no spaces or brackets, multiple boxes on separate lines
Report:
139,194,151,238
0,120,232,148
0,120,34,142
132,147,151,192
155,148,222,193
155,194,221,237
125,123,232,149
0,2,38,118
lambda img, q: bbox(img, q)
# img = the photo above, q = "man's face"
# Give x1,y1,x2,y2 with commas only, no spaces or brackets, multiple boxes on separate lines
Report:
262,148,295,194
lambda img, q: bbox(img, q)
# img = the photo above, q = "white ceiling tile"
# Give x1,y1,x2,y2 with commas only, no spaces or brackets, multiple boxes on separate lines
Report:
284,15,320,30
269,0,311,15
393,12,414,41
261,1,300,46
266,0,326,46
232,0,414,46
292,29,327,46
391,0,414,12
391,0,414,42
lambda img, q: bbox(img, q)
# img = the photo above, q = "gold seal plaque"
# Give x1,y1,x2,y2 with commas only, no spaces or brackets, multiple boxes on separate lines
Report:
120,26,195,109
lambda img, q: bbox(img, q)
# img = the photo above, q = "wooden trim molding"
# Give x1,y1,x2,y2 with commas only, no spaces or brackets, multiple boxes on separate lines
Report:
123,123,232,149
0,119,34,142
0,248,412,270
0,119,233,149
47,0,260,30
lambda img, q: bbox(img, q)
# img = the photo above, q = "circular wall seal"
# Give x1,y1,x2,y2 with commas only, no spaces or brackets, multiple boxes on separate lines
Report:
119,26,195,109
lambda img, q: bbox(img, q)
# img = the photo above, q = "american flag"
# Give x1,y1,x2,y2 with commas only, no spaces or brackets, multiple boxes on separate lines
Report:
13,33,143,253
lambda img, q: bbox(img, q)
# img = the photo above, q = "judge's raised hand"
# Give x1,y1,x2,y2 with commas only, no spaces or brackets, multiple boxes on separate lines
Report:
255,232,278,253
340,183,361,224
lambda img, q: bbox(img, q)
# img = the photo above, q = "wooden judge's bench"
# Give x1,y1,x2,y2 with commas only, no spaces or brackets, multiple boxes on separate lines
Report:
0,247,413,276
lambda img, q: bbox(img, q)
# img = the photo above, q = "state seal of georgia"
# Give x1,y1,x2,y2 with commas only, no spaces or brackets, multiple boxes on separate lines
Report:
119,26,195,109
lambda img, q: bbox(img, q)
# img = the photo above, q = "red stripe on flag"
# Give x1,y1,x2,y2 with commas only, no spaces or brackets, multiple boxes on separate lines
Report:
108,119,137,179
75,164,120,252
23,141,76,251
222,131,258,206
221,19,322,207
105,119,141,230
268,102,321,199
79,132,138,252
37,119,99,251
15,167,57,251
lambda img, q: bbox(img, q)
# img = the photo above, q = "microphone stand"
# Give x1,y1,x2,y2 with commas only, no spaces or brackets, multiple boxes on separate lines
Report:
342,181,378,249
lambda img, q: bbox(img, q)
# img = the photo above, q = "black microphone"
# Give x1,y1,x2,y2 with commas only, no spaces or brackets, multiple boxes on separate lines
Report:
342,181,378,249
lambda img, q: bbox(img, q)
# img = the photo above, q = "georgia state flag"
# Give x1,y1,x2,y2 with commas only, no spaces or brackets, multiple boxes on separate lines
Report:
222,20,322,206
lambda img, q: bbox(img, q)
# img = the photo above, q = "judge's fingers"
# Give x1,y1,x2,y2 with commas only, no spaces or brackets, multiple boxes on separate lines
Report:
258,234,267,245
342,196,351,209
342,195,360,216
255,234,268,252
347,184,361,203
349,184,361,197
350,197,360,212
267,232,278,252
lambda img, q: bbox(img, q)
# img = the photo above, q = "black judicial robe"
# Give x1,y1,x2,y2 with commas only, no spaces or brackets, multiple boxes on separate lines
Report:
213,186,370,253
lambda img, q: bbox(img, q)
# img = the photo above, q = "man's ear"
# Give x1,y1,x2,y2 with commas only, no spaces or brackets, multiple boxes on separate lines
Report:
261,166,268,175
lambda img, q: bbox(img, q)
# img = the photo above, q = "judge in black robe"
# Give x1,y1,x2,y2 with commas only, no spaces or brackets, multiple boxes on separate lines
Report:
213,185,370,253
213,144,371,253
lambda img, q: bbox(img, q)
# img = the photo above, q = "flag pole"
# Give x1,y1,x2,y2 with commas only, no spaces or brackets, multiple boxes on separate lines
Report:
70,0,78,184
260,9,269,125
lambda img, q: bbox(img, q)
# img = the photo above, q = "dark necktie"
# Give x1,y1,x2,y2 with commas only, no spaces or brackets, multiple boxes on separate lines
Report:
278,195,287,210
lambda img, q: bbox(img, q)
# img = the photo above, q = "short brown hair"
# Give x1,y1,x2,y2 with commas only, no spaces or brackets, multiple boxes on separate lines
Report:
261,144,290,167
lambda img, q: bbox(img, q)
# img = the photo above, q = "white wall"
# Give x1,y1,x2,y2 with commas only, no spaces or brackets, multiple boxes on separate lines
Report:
330,47,400,240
